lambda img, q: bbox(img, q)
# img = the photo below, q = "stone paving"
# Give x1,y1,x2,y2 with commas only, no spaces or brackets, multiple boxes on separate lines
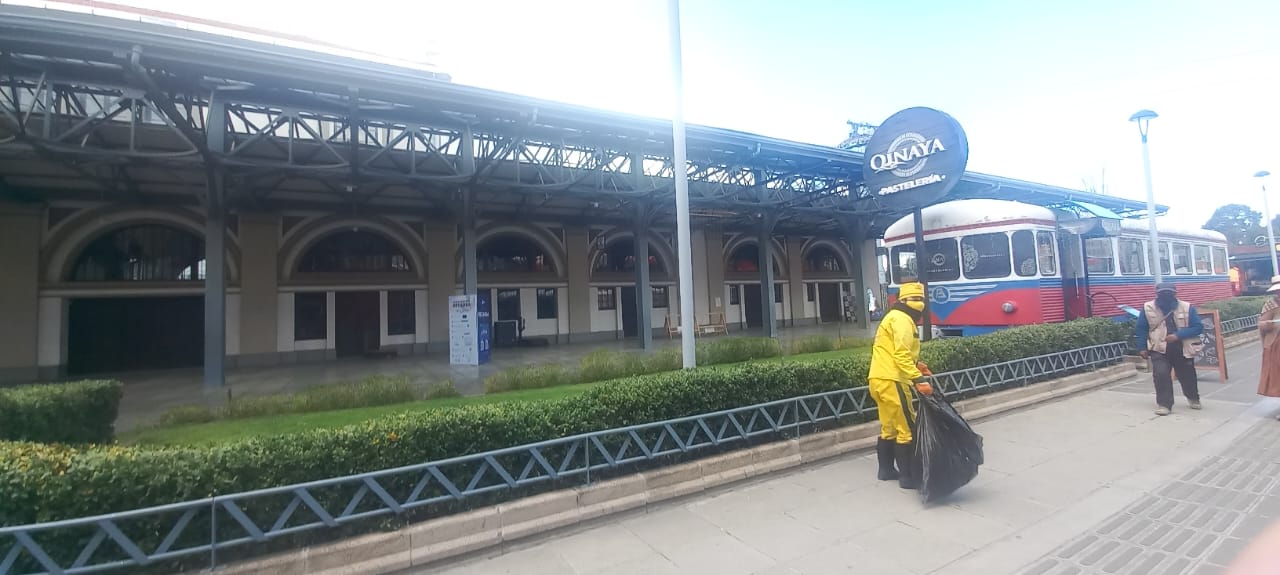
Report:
410,342,1279,575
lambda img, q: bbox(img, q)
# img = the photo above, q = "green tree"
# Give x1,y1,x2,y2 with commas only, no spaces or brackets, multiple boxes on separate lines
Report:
1203,204,1265,246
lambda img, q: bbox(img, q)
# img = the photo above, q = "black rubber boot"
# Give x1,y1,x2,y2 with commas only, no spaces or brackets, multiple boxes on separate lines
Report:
876,438,899,481
895,442,919,490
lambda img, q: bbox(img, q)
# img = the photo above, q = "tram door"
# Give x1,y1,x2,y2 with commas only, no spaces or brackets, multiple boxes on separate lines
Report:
1058,231,1090,320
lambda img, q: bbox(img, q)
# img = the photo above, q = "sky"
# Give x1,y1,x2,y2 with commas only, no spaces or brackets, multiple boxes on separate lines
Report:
98,0,1280,229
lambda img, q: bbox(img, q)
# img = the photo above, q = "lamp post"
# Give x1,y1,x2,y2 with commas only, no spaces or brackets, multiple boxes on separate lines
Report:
668,0,696,368
1130,109,1161,284
1256,170,1279,277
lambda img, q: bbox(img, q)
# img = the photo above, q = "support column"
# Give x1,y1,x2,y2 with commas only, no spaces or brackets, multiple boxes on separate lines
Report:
460,125,478,297
842,217,873,327
0,202,41,383
237,213,279,366
787,237,805,326
203,171,227,391
758,219,778,337
634,205,654,350
566,227,591,342
691,228,710,318
203,94,227,392
426,223,458,350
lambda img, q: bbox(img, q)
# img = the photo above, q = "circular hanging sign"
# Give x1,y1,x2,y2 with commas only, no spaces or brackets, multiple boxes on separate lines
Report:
861,107,969,209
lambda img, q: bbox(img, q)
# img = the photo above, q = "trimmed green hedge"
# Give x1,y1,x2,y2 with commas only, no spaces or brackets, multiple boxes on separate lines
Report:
1199,296,1269,323
0,380,122,444
0,318,1128,532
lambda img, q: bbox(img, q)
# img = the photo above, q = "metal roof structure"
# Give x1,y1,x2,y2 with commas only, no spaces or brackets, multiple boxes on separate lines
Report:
0,3,1164,239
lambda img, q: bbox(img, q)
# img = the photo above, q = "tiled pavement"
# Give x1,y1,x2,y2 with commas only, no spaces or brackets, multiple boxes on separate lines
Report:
1019,414,1280,575
414,341,1280,575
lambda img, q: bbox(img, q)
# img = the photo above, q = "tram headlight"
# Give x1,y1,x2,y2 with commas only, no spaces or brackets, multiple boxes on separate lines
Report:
1001,301,1017,313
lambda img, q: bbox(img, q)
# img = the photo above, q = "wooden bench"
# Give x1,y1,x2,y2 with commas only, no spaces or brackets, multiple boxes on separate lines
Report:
666,312,729,338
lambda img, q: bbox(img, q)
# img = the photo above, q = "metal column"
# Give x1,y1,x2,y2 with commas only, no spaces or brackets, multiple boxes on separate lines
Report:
203,94,227,391
460,126,478,296
842,218,870,326
758,219,777,338
634,205,654,350
913,208,932,341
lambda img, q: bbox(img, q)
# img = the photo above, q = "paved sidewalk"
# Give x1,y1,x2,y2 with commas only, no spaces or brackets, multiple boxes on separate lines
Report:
413,342,1278,575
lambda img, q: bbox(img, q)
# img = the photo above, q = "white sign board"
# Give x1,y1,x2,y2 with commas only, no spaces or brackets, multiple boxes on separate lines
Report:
449,295,478,365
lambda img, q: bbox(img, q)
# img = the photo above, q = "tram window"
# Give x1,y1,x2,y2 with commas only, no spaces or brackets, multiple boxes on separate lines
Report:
1085,238,1115,275
1118,239,1146,275
1193,245,1213,275
1012,231,1037,277
961,233,1011,279
1212,247,1228,274
890,239,959,283
1156,243,1171,276
1036,232,1057,276
1172,243,1193,275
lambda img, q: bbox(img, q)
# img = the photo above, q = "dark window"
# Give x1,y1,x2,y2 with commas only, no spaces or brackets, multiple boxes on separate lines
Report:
806,283,816,302
890,238,960,284
773,284,783,303
1212,246,1228,274
1084,238,1115,275
729,285,740,305
728,244,782,275
597,287,616,310
1118,239,1145,275
592,238,664,274
804,246,844,273
651,286,669,308
1157,243,1171,276
294,292,327,341
387,290,415,336
70,225,205,282
1037,231,1058,276
477,234,555,273
961,233,1012,279
536,288,558,319
1171,243,1193,275
1011,231,1038,277
297,230,411,273
496,289,521,321
1193,245,1212,275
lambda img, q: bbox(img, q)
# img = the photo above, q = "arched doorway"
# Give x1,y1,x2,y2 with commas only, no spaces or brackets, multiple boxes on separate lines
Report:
590,235,673,338
803,243,849,323
466,230,566,347
726,243,784,329
296,230,415,357
65,224,207,374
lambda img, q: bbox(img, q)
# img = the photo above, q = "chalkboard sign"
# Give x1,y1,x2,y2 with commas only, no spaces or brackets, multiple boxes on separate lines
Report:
1194,309,1228,382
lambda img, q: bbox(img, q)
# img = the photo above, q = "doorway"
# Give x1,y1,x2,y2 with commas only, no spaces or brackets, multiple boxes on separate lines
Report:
335,291,381,357
621,286,638,337
1059,233,1088,320
818,283,841,322
743,284,763,328
67,296,203,375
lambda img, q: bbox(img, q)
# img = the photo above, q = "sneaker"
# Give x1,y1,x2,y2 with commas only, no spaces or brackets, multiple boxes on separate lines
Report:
1155,406,1172,416
1189,400,1202,410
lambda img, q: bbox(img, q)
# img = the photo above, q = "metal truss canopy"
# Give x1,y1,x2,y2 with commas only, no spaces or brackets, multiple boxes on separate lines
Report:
0,4,1161,238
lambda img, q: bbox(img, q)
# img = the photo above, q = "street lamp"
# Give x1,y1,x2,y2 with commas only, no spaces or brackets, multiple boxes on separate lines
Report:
1130,109,1161,284
1256,170,1278,276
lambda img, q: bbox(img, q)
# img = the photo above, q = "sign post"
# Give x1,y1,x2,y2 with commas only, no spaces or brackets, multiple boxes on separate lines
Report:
862,107,969,341
448,294,490,366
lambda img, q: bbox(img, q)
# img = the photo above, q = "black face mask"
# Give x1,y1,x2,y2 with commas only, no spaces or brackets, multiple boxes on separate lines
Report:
1156,294,1177,309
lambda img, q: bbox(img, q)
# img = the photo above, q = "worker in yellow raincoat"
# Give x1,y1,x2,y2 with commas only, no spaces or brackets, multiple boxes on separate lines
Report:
868,281,934,490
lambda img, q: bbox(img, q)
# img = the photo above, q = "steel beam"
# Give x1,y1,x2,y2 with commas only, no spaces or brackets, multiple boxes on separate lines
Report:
757,216,778,338
460,126,478,296
202,94,228,391
634,202,654,350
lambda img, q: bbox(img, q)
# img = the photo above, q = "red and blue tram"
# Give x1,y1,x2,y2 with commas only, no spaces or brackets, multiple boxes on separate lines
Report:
883,199,1232,337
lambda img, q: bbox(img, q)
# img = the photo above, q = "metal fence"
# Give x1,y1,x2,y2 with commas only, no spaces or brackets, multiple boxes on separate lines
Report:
1221,314,1260,336
0,341,1129,575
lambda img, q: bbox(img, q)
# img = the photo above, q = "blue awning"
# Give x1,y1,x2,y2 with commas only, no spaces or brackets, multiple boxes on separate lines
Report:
1045,200,1124,220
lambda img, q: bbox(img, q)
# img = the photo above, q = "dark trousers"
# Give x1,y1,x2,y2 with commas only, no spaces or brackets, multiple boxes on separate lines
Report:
1151,347,1199,408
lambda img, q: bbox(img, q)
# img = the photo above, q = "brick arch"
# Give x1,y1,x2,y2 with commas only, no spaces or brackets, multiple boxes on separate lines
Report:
279,215,426,280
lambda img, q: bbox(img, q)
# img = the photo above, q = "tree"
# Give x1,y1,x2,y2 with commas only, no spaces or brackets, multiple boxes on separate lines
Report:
1203,204,1265,246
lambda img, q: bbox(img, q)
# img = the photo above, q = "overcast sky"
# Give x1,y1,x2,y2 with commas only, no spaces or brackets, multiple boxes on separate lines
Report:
103,0,1280,229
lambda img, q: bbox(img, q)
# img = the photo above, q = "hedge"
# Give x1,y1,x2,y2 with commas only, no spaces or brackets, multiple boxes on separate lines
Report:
0,317,1129,535
0,380,122,444
1199,295,1269,323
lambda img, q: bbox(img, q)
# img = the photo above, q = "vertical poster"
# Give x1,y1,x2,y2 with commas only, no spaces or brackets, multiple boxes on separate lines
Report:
448,295,478,366
1194,308,1228,382
476,291,491,365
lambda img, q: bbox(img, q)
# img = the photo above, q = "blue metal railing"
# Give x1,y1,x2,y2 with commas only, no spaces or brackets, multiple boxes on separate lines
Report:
0,341,1129,575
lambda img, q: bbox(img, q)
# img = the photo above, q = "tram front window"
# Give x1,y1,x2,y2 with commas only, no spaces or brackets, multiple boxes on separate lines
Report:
890,238,960,284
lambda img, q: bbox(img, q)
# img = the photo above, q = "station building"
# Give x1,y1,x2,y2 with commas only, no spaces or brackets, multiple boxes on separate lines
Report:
0,2,1154,386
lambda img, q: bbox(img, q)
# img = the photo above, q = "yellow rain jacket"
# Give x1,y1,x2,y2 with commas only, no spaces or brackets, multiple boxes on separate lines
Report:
869,307,923,383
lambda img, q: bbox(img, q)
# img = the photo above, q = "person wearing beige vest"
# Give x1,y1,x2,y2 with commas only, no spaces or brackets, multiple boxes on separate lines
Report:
1135,282,1204,416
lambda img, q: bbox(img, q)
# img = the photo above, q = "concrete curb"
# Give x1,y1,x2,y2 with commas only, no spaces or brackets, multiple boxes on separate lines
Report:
210,363,1139,575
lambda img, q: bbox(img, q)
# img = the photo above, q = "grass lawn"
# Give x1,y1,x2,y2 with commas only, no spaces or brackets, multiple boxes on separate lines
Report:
121,346,871,447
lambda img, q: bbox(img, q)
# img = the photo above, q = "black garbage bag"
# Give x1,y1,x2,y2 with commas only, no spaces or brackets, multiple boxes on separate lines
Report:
915,392,984,503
